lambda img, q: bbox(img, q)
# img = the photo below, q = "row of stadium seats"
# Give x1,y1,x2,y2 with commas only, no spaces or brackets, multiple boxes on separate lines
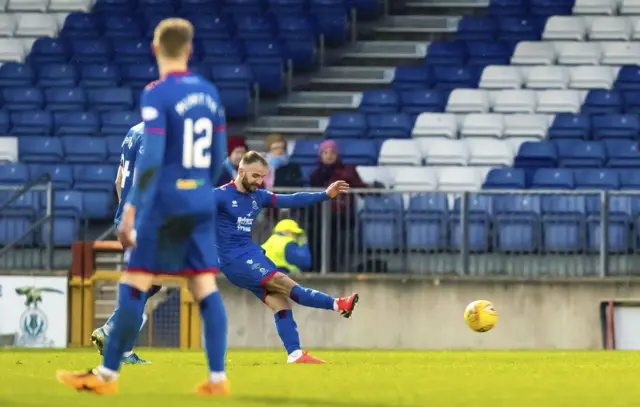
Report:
514,140,640,168
0,110,139,136
485,0,634,16
359,191,640,253
459,15,640,42
484,167,640,189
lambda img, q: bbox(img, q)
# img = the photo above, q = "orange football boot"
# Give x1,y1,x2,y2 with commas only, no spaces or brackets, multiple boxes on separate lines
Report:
195,379,231,396
335,293,359,318
56,369,118,395
290,351,326,364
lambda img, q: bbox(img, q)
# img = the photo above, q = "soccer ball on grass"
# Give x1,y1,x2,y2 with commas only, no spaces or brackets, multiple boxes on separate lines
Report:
463,300,497,333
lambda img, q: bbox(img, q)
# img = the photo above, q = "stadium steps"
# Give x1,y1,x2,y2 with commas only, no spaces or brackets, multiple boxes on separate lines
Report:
400,0,489,17
371,15,462,42
245,115,328,137
277,91,363,116
308,66,396,92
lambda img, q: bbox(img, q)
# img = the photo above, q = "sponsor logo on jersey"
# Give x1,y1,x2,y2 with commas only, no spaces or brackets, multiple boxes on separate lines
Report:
236,216,254,232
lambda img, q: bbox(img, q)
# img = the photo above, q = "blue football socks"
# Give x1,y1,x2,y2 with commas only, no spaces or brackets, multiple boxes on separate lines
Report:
289,285,335,311
274,310,301,355
102,283,146,372
199,290,227,374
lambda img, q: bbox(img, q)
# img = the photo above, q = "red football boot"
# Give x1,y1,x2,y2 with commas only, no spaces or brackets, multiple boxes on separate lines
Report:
290,351,326,364
335,293,359,318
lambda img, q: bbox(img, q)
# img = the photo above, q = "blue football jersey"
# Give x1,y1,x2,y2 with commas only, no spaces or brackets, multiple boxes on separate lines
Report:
134,72,227,221
114,122,144,227
214,183,276,264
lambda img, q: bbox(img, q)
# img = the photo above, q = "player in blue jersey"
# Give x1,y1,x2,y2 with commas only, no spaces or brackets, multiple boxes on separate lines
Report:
90,123,161,365
216,151,359,364
57,18,230,396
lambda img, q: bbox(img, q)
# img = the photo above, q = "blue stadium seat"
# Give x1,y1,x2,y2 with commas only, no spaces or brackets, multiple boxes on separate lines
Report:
10,111,53,136
102,15,142,39
73,164,117,218
0,216,34,246
529,0,573,16
433,65,480,90
514,141,557,168
235,14,276,40
335,139,378,165
268,0,309,14
211,64,254,119
79,64,120,88
309,2,348,45
62,136,107,163
100,111,141,137
623,91,640,114
28,37,69,65
548,113,590,140
359,90,399,114
106,136,123,164
18,137,64,163
290,139,321,165
483,168,526,189
30,163,74,189
493,194,541,252
541,195,586,253
38,64,78,88
465,41,512,66
456,17,498,41
586,194,632,253
399,90,446,115
349,0,382,20
360,193,404,249
93,0,135,14
70,39,113,64
615,66,640,91
180,0,221,13
604,140,640,168
619,169,640,190
244,40,286,95
450,194,493,252
392,66,433,90
137,0,175,13
405,193,448,251
120,63,158,91
112,40,153,64
592,114,640,140
0,63,35,88
574,168,620,191
199,40,244,64
0,163,29,185
225,0,264,15
498,17,544,41
87,88,134,112
325,113,367,139
44,88,87,112
277,15,317,60
190,15,233,40
1,191,38,216
426,41,467,65
582,90,623,115
60,12,101,38
2,88,44,111
53,111,100,135
531,168,574,189
555,140,606,168
365,113,413,139
42,190,83,246
488,0,527,16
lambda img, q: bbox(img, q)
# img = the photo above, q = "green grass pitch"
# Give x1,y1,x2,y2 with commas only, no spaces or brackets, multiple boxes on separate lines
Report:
1,349,640,407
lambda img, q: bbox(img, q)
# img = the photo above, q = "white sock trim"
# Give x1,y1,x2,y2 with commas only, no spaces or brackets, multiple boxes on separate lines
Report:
209,372,227,383
123,351,133,357
96,366,118,381
287,350,303,363
333,300,339,311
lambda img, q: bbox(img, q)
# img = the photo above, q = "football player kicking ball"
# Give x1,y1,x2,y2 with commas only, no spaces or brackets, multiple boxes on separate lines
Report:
215,151,359,364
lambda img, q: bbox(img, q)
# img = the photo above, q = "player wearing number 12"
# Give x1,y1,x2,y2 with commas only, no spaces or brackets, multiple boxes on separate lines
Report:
56,18,230,396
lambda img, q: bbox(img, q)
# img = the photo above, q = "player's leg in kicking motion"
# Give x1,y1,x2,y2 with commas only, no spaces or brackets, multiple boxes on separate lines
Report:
90,284,161,364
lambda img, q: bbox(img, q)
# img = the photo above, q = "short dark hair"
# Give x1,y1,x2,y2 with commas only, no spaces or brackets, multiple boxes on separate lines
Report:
241,151,268,167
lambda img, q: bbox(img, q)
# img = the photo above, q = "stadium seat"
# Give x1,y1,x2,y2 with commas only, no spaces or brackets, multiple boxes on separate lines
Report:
532,168,575,189
514,141,557,167
601,42,640,65
537,90,584,113
16,13,58,37
45,88,86,111
73,164,117,218
18,137,64,163
511,41,556,65
412,113,457,139
436,167,483,191
356,166,392,186
53,111,100,135
504,114,551,140
548,113,591,140
400,90,447,114
433,65,480,90
446,89,489,113
582,90,623,115
426,41,467,65
87,88,134,112
590,17,632,41
61,136,107,163
405,193,449,251
10,111,52,136
359,90,399,114
0,63,35,88
493,90,537,113
479,65,523,89
450,193,493,252
80,64,120,88
585,193,632,253
483,168,526,189
100,111,141,137
0,137,18,163
467,139,513,166
244,40,287,95
555,140,607,167
493,194,541,252
325,113,366,139
290,139,321,166
3,87,44,111
422,139,469,166
41,190,83,245
456,17,498,41
365,113,413,139
557,42,601,65
604,140,640,167
569,66,616,90
106,136,123,165
391,167,438,191
0,163,29,184
392,66,433,90
526,66,569,89
378,139,421,166
460,114,504,138
543,16,586,40
30,163,74,189
359,193,404,249
541,195,587,252
466,41,512,66
592,114,640,140
615,65,640,90
37,63,78,88
335,139,378,165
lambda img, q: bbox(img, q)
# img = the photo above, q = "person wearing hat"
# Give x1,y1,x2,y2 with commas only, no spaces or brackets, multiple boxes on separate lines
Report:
216,135,254,186
261,219,311,274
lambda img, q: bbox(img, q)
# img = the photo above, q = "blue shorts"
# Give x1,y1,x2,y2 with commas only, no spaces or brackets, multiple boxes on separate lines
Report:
220,251,278,301
127,215,219,276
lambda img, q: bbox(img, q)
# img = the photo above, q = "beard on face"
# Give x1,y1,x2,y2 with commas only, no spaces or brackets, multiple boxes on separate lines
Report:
241,175,259,191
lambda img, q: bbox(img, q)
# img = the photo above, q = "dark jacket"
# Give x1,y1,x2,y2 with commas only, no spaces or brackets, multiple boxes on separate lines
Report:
309,160,367,216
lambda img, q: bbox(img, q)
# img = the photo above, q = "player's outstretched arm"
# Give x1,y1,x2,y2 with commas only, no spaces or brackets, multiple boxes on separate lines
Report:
267,181,350,209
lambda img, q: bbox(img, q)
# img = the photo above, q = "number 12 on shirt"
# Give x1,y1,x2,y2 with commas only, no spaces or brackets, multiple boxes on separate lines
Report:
183,117,213,169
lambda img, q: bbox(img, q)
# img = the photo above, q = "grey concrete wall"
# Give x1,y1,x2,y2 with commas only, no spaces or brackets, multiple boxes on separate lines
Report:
217,275,640,350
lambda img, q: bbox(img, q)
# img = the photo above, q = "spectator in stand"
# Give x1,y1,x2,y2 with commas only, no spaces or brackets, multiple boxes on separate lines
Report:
308,140,370,272
263,134,303,188
216,135,248,186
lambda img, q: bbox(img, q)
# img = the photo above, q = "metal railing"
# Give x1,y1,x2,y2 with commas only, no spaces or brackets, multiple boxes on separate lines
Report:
0,175,54,271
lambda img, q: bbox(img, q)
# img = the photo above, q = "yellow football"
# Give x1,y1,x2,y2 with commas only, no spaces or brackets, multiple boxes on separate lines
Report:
464,300,498,332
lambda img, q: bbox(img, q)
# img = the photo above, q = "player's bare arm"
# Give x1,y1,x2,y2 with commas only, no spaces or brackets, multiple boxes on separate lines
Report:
115,165,123,202
325,180,350,198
